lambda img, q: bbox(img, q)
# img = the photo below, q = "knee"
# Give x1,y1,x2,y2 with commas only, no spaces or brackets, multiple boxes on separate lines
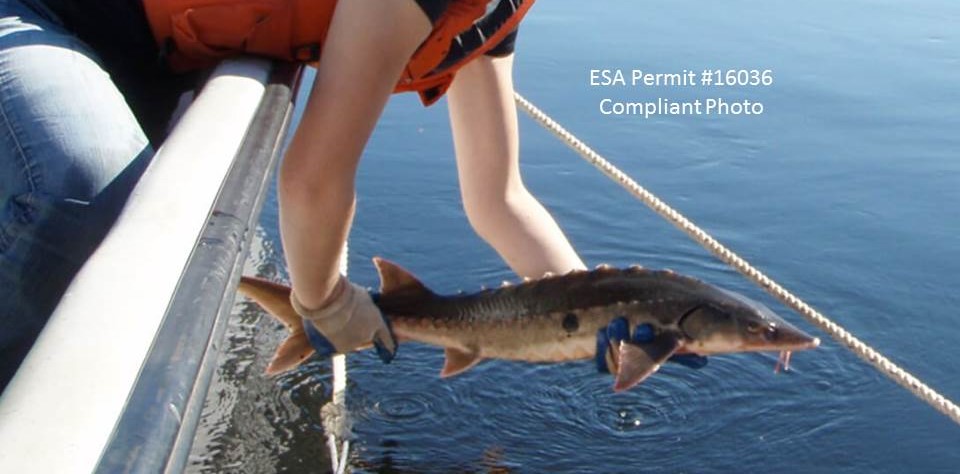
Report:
0,52,152,205
25,138,151,212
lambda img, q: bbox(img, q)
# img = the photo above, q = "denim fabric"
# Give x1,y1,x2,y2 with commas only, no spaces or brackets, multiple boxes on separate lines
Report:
0,0,153,389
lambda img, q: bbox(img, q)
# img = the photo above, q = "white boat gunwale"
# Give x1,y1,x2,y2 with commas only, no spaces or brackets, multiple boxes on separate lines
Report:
0,58,304,474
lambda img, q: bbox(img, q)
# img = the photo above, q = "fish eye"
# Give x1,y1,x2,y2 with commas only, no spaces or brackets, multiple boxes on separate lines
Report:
763,326,778,341
746,321,761,333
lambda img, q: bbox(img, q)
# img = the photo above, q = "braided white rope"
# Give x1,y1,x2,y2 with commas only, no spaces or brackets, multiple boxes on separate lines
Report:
327,242,350,474
327,357,348,474
514,92,960,426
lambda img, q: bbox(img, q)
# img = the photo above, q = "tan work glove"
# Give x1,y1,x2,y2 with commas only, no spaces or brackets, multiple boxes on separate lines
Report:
290,276,397,362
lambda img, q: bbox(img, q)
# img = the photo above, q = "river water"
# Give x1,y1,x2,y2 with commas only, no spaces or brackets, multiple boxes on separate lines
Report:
188,1,960,472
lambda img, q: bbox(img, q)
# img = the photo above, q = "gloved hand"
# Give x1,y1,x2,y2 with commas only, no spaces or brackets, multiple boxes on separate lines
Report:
290,276,397,363
595,318,707,373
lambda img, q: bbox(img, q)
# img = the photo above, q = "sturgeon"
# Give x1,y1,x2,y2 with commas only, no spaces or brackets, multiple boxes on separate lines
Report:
238,258,819,392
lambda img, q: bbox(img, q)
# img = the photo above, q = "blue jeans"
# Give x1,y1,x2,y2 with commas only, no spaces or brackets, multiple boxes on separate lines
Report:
0,0,154,388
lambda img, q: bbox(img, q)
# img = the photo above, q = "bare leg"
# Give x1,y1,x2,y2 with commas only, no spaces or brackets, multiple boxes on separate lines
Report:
447,55,586,278
279,0,431,308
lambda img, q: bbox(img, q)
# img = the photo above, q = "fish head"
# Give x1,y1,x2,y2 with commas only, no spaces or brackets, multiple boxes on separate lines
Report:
678,289,820,355
610,288,819,391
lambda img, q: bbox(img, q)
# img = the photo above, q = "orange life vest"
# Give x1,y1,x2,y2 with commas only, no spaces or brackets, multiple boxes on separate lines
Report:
142,0,534,105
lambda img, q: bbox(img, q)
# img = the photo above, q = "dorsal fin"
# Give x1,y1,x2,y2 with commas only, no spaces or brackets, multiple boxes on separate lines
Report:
373,257,433,298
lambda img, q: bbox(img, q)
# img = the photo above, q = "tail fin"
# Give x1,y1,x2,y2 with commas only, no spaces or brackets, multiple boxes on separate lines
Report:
238,277,299,330
236,276,314,375
238,259,425,375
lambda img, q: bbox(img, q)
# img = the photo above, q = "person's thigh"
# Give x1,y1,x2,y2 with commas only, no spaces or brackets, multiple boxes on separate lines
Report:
0,0,153,386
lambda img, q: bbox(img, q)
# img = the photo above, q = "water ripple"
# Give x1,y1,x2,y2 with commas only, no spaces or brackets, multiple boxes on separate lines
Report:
374,393,432,421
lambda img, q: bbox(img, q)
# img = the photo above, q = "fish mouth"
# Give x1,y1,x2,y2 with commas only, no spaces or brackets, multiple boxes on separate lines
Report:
772,338,819,372
690,337,820,356
740,337,818,373
743,336,820,353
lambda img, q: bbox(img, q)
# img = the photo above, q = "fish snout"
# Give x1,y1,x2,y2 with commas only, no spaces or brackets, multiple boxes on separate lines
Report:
747,320,820,352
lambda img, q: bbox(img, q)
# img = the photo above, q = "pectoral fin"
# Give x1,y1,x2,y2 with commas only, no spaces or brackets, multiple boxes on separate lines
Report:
613,334,681,392
441,347,482,378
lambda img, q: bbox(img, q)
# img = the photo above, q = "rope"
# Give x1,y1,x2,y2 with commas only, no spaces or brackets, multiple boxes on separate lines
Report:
325,242,350,473
514,92,960,426
326,354,348,474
